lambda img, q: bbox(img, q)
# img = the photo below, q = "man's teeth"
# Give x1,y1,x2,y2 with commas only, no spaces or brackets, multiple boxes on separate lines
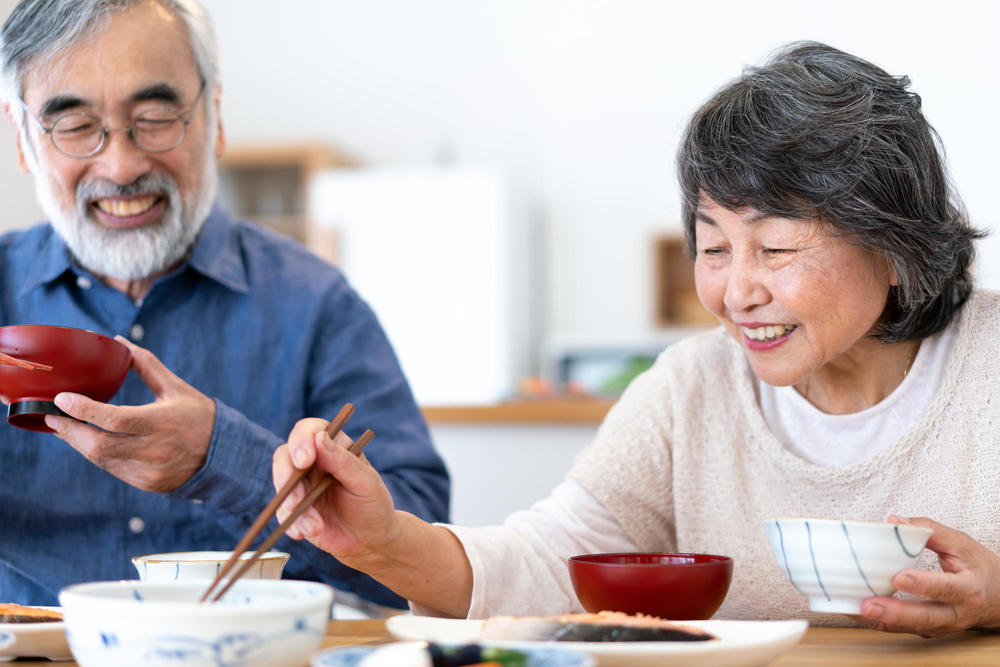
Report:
96,196,156,217
743,324,796,341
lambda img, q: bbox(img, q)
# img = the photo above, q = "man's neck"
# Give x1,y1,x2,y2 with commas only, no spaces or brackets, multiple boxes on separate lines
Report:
103,275,155,302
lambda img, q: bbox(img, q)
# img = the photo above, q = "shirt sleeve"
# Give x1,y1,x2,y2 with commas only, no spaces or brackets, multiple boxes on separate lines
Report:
410,479,639,618
170,278,451,610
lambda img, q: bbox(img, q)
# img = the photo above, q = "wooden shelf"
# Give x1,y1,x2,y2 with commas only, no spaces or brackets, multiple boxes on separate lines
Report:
217,142,353,248
422,398,614,424
653,235,716,326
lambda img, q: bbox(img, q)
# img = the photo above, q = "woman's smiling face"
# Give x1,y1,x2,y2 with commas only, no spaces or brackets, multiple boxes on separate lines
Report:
693,194,896,387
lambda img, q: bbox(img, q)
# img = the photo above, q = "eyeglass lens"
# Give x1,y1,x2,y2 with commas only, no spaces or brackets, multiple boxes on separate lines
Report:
50,108,187,157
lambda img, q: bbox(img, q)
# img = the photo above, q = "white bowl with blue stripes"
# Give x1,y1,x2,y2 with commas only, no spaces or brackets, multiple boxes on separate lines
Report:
763,518,933,614
58,579,333,667
132,551,290,582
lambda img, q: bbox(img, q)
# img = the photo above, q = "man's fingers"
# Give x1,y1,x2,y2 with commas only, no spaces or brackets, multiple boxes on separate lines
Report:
53,392,150,435
115,336,178,397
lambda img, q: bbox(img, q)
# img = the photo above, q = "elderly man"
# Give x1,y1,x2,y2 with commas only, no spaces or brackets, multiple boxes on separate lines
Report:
0,0,449,611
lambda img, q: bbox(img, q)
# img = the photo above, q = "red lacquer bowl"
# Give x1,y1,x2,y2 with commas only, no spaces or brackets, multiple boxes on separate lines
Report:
568,552,733,620
0,325,131,432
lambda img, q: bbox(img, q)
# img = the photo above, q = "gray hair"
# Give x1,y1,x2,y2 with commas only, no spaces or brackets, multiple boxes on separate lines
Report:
677,41,985,343
1,0,219,108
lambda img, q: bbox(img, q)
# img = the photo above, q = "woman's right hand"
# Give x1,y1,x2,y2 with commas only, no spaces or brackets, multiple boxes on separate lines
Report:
272,418,402,565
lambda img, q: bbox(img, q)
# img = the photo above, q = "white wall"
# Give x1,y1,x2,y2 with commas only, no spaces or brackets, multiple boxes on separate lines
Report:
1,0,998,381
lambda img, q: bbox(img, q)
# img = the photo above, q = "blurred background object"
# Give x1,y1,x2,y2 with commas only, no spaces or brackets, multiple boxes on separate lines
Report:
1,0,996,525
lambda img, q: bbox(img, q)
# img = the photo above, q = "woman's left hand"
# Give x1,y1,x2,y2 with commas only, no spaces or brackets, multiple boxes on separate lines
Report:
859,515,1000,636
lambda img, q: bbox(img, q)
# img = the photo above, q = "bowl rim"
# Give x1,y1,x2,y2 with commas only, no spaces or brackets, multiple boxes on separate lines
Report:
0,324,123,344
762,518,934,536
59,579,333,616
130,550,291,564
568,552,733,567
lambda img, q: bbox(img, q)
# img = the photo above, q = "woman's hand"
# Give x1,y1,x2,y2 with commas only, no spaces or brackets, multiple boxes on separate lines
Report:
272,418,402,565
273,417,474,617
859,516,1000,636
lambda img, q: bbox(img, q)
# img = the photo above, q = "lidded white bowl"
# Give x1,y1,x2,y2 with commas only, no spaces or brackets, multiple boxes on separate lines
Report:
132,551,290,582
763,518,933,614
59,579,333,667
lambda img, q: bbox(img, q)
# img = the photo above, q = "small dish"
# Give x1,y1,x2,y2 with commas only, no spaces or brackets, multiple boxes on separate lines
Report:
310,641,594,667
131,550,290,582
0,607,72,661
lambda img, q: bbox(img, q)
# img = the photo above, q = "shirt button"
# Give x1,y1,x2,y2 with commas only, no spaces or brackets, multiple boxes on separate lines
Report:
130,324,145,341
76,276,92,289
128,516,145,534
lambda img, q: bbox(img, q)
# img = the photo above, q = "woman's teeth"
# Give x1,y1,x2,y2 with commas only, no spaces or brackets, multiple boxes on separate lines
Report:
96,196,156,217
743,324,796,341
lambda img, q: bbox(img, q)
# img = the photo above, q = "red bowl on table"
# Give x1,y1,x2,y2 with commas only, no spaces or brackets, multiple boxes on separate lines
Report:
0,325,131,432
568,552,733,620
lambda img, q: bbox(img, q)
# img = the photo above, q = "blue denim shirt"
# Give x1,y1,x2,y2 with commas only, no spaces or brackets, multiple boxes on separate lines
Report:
0,203,450,608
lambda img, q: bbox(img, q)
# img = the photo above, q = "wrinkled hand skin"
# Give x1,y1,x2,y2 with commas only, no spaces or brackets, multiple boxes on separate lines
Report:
43,336,215,493
858,516,1000,637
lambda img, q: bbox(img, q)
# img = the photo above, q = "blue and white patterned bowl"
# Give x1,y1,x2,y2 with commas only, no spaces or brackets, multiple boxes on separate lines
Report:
310,641,594,667
59,579,333,667
763,518,933,613
132,551,290,582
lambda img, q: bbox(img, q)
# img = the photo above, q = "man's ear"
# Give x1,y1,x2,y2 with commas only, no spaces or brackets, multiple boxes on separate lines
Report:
212,85,225,159
3,103,31,174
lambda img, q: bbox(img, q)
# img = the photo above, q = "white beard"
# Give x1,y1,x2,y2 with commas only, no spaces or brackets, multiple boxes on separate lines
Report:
23,137,218,282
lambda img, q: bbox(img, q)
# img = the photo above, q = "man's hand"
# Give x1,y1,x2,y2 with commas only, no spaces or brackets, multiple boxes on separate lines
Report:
859,516,1000,637
44,336,215,493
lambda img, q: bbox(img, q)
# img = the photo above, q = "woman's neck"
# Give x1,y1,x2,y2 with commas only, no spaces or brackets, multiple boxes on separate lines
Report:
796,339,919,414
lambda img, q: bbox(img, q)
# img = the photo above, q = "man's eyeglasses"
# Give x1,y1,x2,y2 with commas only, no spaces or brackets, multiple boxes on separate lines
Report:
17,81,206,159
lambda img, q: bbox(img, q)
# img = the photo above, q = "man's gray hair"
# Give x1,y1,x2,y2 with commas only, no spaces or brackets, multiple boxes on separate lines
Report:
0,0,219,106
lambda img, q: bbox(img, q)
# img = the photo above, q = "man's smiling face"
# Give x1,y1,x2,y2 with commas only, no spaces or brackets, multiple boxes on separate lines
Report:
15,1,223,281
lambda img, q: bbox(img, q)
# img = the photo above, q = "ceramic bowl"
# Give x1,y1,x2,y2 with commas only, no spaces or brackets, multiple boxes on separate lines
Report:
762,518,934,614
567,552,733,620
0,325,131,432
132,551,291,582
59,579,333,667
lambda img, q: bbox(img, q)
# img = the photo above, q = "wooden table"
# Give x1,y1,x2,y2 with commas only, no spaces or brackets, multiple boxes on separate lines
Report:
18,619,1000,665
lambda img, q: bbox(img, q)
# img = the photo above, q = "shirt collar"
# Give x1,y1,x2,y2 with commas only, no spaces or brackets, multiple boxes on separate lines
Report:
186,202,251,294
18,227,74,298
18,201,251,297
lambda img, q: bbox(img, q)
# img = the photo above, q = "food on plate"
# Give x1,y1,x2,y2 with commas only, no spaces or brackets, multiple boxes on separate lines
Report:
360,642,528,667
479,610,714,642
0,603,63,623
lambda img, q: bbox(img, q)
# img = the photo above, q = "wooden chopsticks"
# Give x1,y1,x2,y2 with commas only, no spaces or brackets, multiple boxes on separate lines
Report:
0,351,52,371
200,402,374,602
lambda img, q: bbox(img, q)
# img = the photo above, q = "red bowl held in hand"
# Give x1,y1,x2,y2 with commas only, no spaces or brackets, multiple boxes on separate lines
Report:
568,552,733,620
0,325,131,432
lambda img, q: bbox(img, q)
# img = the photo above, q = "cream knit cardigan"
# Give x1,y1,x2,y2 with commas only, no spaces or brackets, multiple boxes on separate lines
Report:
568,290,1000,625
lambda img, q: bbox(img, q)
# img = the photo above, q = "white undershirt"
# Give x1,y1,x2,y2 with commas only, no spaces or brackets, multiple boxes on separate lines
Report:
757,326,956,468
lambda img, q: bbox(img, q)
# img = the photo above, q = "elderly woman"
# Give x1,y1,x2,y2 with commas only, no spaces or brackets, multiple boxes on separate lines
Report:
272,42,1000,636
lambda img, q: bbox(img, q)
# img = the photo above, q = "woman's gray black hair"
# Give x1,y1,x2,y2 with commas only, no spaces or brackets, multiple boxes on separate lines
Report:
0,0,219,109
677,41,984,342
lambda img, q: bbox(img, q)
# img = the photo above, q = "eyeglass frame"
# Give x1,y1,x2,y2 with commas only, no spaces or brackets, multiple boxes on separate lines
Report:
16,79,207,159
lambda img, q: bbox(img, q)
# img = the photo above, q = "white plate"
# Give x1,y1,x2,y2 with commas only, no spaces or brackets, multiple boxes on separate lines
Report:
0,608,72,662
386,615,809,667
